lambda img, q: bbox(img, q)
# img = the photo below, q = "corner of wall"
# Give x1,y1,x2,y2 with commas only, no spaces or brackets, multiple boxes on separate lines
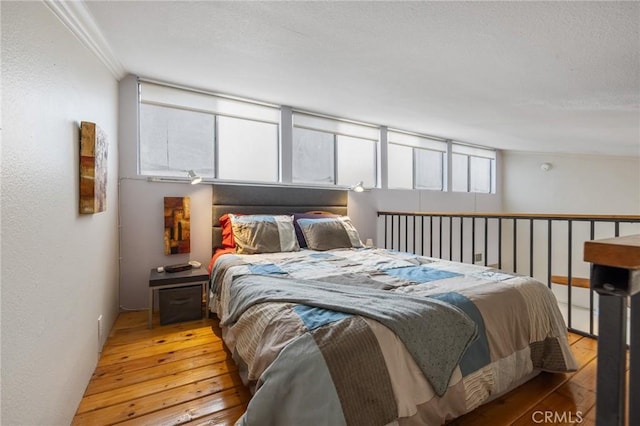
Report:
118,74,140,178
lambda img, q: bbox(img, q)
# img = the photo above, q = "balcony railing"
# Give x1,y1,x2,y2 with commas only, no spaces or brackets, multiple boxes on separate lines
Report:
377,211,640,338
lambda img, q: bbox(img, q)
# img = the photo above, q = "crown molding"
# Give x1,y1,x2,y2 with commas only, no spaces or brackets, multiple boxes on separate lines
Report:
43,0,126,79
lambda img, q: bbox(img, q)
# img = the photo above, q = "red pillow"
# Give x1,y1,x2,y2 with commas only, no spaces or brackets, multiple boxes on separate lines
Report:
208,247,235,274
219,213,239,249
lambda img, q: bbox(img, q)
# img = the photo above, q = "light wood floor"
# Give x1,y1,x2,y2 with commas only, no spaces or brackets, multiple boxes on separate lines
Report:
73,310,607,425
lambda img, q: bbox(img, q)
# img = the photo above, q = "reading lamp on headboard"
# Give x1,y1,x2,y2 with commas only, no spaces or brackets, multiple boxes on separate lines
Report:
350,181,365,192
187,170,202,185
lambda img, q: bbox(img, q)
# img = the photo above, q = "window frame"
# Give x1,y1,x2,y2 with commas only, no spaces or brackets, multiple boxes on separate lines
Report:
291,126,337,185
387,130,448,191
292,111,379,189
138,80,281,184
451,143,496,194
215,114,280,183
136,80,500,194
413,147,446,191
138,102,217,178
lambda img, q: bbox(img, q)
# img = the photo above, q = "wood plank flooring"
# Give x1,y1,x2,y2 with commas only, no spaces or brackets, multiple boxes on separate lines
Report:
73,311,606,425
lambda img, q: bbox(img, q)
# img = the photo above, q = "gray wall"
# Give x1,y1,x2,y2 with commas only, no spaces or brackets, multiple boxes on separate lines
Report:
118,76,212,309
118,179,212,309
2,3,120,424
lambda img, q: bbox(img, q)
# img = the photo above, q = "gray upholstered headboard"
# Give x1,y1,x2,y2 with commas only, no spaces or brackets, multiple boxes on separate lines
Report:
212,184,348,249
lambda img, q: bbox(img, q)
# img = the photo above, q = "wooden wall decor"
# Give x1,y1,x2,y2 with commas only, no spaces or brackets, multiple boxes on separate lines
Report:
164,197,191,255
79,121,108,214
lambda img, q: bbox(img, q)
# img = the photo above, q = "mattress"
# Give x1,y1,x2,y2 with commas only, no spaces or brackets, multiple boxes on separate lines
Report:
209,247,578,425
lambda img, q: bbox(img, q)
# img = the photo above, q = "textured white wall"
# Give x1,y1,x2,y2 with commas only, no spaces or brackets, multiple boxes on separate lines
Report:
1,3,119,424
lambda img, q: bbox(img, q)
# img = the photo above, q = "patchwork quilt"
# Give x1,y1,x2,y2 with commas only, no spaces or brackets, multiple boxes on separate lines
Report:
210,247,577,426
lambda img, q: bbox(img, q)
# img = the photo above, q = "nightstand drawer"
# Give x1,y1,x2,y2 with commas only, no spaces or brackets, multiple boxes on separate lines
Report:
159,285,202,325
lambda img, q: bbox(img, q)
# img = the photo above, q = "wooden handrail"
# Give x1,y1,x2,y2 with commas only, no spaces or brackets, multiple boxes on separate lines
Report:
551,275,591,289
377,211,640,221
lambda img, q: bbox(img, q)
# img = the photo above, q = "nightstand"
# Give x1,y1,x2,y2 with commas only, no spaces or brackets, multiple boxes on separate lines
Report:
148,267,210,328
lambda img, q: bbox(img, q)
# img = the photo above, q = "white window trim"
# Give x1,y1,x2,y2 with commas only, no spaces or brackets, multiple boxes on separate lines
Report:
136,78,499,193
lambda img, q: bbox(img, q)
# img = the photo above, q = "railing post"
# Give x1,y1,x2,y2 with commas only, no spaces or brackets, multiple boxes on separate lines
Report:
513,219,517,273
484,217,488,267
449,217,453,261
585,235,640,426
529,219,534,278
438,216,443,258
460,217,464,263
429,216,433,257
384,214,388,249
498,219,503,270
404,215,408,252
631,291,640,426
567,220,573,330
412,216,416,254
472,217,476,266
421,216,425,256
589,220,595,335
391,215,395,250
547,220,552,289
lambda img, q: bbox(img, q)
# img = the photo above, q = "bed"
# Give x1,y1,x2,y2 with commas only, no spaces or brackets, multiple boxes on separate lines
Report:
208,184,578,426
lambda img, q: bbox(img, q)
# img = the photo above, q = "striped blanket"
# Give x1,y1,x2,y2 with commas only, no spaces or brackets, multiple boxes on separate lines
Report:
223,274,478,397
210,247,577,425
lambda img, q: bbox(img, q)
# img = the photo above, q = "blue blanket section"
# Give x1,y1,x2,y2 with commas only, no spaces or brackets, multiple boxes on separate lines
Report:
384,266,461,283
238,333,346,426
430,292,490,376
309,252,338,259
223,274,477,397
248,263,286,275
293,305,351,330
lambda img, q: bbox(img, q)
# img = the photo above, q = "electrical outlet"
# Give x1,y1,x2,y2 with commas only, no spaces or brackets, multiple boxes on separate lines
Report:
474,253,483,263
97,315,103,351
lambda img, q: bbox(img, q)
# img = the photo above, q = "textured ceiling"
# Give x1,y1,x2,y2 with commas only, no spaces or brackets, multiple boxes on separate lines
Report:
85,1,639,156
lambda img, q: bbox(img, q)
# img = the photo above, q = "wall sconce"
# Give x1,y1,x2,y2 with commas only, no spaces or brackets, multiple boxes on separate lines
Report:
349,181,367,192
187,170,202,185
